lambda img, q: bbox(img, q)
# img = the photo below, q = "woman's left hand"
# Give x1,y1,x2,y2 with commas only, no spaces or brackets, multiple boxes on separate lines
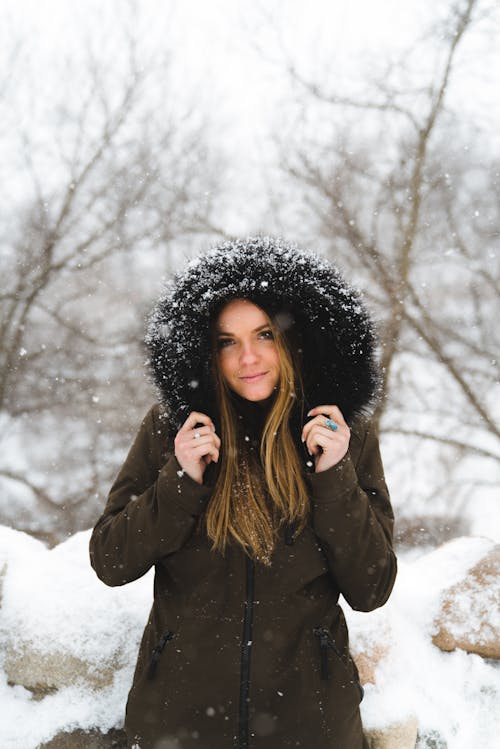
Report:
301,405,350,473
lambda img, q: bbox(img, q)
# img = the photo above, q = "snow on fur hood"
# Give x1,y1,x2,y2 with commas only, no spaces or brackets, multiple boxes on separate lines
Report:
146,237,380,428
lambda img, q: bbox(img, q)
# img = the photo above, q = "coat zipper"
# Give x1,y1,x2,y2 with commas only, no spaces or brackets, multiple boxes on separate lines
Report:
313,627,364,700
239,554,255,749
147,629,175,680
313,626,341,681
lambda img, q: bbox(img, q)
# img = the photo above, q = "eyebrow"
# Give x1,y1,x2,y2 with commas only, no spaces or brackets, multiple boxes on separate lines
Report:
216,323,271,336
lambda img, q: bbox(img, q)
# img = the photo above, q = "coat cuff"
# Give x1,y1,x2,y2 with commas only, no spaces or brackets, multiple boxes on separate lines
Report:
307,453,359,505
157,456,211,516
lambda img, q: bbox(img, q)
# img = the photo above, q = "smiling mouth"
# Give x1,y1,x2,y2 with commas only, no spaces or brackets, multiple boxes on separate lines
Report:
239,372,267,382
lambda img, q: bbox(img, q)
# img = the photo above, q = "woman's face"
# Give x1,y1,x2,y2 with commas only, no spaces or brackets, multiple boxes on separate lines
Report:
215,299,280,402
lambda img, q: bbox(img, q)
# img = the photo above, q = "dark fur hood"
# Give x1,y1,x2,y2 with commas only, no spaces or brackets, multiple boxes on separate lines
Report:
146,237,380,428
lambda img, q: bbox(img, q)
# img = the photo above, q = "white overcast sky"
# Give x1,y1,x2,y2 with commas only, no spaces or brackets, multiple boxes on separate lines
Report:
6,0,499,138
3,0,499,234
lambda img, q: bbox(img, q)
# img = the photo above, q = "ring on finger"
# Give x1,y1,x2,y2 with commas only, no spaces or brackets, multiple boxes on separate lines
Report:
194,431,201,439
325,418,338,432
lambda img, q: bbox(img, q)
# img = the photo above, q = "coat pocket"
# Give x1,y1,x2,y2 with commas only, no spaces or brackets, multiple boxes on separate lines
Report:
312,626,364,702
147,629,175,680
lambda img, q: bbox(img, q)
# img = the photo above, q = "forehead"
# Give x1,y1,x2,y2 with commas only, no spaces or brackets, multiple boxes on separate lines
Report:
216,299,270,330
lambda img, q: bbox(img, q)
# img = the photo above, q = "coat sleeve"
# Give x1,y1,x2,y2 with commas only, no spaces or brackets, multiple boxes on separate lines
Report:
307,421,397,612
89,405,211,587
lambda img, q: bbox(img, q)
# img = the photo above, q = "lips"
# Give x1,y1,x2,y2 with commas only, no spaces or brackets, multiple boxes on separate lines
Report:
239,372,267,382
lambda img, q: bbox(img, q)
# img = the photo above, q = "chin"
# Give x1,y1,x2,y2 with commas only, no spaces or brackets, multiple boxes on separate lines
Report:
235,383,276,402
240,390,273,402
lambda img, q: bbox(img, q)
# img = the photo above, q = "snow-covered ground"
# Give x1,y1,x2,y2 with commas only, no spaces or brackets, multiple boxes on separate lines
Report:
0,525,498,748
347,537,499,746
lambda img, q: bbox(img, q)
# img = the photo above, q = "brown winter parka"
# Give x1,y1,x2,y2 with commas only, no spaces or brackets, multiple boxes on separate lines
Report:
89,403,396,749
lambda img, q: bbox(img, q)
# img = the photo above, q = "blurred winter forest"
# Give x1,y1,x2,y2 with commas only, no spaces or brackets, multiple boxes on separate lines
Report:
0,0,499,548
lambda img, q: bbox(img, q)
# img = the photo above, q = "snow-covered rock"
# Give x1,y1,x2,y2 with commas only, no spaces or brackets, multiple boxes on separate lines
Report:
5,646,114,693
38,728,126,748
0,526,152,747
351,611,392,685
0,527,153,694
354,643,390,686
365,716,418,749
349,536,500,749
432,544,499,659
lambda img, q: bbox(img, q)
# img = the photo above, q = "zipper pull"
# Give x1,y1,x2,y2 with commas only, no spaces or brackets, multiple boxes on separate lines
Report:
313,627,330,681
147,630,174,680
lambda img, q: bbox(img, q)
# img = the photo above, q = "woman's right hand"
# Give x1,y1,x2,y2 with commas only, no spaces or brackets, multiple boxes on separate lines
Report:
174,411,220,485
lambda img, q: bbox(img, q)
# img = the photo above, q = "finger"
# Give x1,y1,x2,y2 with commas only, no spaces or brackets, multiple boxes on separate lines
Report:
306,430,336,455
302,412,327,440
305,421,346,453
187,425,214,439
199,444,219,463
203,451,219,466
301,414,338,442
306,422,340,443
181,442,219,465
186,435,217,451
177,434,221,462
187,432,221,449
304,434,322,457
307,405,346,423
179,411,215,433
301,417,317,443
307,405,347,426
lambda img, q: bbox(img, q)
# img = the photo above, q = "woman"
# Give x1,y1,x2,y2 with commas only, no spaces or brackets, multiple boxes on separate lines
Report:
89,237,397,749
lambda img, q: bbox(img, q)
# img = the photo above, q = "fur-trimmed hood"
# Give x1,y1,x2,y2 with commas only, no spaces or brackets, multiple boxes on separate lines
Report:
146,236,379,428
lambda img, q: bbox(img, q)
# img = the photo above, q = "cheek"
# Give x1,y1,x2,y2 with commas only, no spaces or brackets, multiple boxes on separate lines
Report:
218,351,234,381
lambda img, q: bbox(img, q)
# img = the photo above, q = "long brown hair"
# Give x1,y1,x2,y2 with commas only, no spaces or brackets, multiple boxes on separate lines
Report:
205,302,310,565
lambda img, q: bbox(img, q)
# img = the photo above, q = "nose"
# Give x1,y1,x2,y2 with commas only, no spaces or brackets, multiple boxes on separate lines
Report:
239,340,259,366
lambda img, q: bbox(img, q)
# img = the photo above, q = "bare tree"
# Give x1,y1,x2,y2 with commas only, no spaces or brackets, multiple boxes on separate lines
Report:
0,15,226,540
274,0,500,527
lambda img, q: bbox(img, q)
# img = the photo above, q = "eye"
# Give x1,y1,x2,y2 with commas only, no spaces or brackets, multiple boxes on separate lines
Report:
217,337,233,349
259,329,274,340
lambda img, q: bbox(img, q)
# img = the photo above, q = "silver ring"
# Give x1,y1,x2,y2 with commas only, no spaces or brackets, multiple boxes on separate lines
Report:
194,431,201,439
325,418,338,432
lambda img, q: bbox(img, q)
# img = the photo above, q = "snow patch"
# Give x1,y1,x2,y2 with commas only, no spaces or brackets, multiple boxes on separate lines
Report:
0,530,498,748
